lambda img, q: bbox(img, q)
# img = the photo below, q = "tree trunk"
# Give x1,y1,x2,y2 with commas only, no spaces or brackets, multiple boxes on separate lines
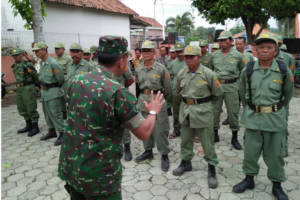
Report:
30,0,45,42
242,16,255,44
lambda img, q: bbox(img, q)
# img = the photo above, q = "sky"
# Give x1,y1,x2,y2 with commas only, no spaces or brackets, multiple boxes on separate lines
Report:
120,0,277,30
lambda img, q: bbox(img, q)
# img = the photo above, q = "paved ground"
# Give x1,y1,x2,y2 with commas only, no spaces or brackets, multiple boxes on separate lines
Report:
1,94,300,200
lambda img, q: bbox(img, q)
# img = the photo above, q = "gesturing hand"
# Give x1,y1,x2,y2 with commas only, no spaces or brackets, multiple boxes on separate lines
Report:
144,90,165,114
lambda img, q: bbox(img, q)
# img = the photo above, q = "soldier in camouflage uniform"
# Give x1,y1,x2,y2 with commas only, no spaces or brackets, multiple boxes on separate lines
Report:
199,39,211,68
209,31,245,150
32,42,65,146
169,43,186,139
134,40,171,171
58,35,165,200
172,45,221,189
11,48,40,136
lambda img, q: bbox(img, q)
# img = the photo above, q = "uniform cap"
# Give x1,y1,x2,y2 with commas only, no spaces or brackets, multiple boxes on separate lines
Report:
99,35,128,55
212,43,220,49
32,42,48,51
184,45,202,56
175,43,185,51
83,48,91,54
141,40,155,49
199,40,208,47
11,48,24,56
280,44,287,51
255,33,278,45
54,42,65,48
218,31,233,40
90,45,98,54
169,45,175,52
70,43,83,51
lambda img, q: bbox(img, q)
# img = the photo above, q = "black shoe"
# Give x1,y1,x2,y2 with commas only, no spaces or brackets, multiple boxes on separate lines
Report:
18,120,32,134
272,182,289,200
214,129,220,143
124,143,133,161
233,175,255,193
54,132,63,146
40,128,57,141
172,160,192,176
167,108,172,116
208,164,218,189
231,131,242,150
63,111,67,120
161,155,170,172
135,150,153,163
222,118,229,125
28,122,40,137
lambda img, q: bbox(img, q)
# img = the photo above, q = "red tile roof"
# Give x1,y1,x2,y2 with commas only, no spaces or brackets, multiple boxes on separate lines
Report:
46,0,138,15
135,16,162,28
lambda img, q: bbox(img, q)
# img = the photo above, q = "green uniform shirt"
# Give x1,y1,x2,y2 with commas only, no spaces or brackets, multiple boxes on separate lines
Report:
53,53,72,75
170,58,186,91
242,51,254,65
239,60,294,132
58,71,145,197
176,65,222,128
114,65,133,87
39,57,64,101
210,48,245,92
201,52,212,68
276,50,296,76
12,60,39,86
66,59,93,82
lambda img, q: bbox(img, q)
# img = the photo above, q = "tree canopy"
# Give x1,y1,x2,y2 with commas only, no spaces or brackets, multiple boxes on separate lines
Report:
192,0,300,43
165,12,194,36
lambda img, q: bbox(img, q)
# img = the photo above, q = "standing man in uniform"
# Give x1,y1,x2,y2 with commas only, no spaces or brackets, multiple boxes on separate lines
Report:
172,45,221,189
134,40,171,172
210,31,244,150
33,42,65,146
169,45,177,62
156,46,170,70
58,36,165,200
235,37,254,64
82,48,92,62
11,48,40,136
169,43,186,139
233,33,293,200
200,39,211,68
211,43,220,53
53,42,72,76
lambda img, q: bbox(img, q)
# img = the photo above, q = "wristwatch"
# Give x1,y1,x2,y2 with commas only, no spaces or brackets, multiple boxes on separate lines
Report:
148,110,157,119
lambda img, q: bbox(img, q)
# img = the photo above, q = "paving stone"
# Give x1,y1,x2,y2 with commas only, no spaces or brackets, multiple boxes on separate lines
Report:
27,181,47,191
25,169,42,177
7,186,27,197
186,194,206,200
51,190,68,200
151,175,167,185
219,193,240,200
166,190,188,200
7,173,24,182
134,180,152,191
133,191,153,200
150,185,168,195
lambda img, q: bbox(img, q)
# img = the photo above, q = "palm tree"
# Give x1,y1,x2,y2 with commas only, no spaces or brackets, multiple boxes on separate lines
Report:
165,12,194,36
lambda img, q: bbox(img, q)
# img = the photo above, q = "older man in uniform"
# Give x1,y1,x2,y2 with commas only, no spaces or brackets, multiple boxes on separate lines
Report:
11,48,40,136
172,45,222,189
33,42,65,146
210,31,245,150
134,40,171,171
233,33,294,200
199,39,211,68
58,36,165,200
169,45,177,62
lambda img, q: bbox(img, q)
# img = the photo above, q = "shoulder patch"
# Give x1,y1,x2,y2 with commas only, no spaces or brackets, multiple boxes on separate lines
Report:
54,69,60,74
165,73,169,79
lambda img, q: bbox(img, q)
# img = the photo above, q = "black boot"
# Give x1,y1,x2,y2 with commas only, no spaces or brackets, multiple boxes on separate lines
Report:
40,128,57,141
208,164,218,189
167,108,172,116
54,132,64,146
233,175,255,193
272,182,289,200
214,129,220,143
135,150,153,163
172,160,192,176
28,122,40,137
231,131,242,150
18,120,32,134
222,117,229,125
161,155,170,172
124,143,133,161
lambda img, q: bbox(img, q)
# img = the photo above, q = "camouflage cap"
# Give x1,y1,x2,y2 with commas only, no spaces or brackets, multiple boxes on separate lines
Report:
280,44,287,51
32,42,48,51
184,45,201,56
255,33,278,45
54,42,65,49
90,45,98,54
212,43,220,49
99,35,128,55
83,48,91,54
218,31,232,40
70,43,83,51
141,40,155,49
175,43,185,51
11,48,24,56
199,39,208,47
169,45,175,52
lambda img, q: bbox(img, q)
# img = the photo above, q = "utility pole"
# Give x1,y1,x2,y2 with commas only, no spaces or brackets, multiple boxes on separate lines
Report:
161,0,165,40
154,0,157,19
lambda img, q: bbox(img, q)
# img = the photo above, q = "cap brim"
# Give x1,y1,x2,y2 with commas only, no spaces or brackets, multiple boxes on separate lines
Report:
255,38,277,45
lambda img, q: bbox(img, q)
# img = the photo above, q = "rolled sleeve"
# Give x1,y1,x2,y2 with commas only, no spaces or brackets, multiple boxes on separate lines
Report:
123,112,145,130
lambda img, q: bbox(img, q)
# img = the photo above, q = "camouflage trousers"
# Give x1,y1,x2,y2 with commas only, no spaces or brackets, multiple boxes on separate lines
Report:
64,184,121,200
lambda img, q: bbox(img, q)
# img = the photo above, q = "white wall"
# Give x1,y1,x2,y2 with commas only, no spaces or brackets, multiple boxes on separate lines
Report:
44,3,131,51
1,0,27,31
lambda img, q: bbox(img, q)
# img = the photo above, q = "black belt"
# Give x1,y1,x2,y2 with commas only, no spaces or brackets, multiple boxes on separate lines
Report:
248,103,282,113
16,82,34,88
183,96,212,105
142,89,162,95
41,82,60,90
219,78,238,84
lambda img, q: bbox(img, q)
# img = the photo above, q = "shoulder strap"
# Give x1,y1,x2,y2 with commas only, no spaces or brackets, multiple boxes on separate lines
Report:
245,61,255,106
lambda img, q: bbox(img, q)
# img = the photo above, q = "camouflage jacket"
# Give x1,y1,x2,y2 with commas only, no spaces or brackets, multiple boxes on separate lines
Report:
12,60,39,86
58,70,145,196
